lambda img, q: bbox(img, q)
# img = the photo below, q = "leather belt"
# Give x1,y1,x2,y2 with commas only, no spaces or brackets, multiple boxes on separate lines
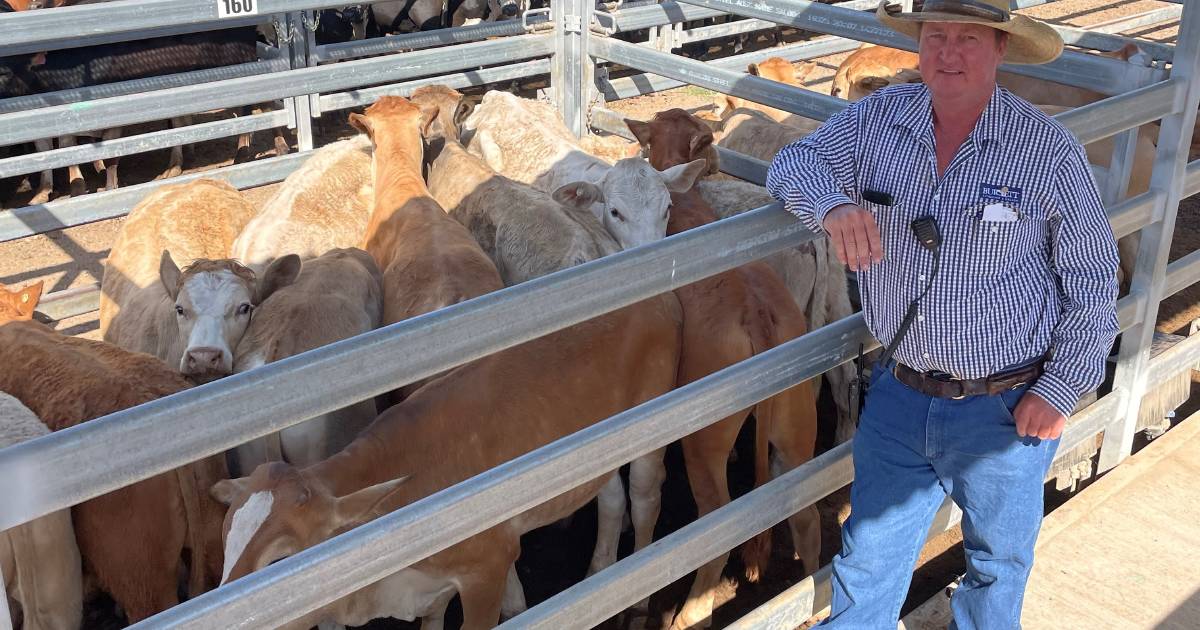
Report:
893,360,1043,399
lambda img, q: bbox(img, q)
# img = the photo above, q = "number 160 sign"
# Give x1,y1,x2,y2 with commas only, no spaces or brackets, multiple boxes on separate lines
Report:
217,0,258,18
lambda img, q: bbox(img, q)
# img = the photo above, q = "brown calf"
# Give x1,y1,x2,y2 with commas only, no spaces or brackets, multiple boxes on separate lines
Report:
629,108,821,630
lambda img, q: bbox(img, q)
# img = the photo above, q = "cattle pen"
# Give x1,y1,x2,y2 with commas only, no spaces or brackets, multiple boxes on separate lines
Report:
0,0,1198,628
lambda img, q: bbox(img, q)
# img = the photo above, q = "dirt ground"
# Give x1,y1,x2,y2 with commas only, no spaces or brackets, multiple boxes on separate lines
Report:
2,0,1198,628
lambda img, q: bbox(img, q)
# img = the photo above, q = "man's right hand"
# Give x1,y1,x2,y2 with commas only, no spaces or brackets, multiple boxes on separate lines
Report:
823,203,883,271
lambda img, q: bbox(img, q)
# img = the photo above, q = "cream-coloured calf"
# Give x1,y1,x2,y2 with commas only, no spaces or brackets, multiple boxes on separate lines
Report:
231,136,374,270
0,392,82,630
717,57,823,132
230,248,383,476
461,90,706,249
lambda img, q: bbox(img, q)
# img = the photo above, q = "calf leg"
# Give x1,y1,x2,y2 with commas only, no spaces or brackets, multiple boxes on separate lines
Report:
457,554,514,630
100,128,121,191
166,117,191,179
763,383,821,574
627,449,667,619
31,138,54,205
499,562,526,620
58,136,87,198
587,474,626,576
670,412,747,630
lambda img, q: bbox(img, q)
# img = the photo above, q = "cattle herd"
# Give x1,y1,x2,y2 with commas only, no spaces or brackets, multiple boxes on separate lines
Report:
0,1,1180,626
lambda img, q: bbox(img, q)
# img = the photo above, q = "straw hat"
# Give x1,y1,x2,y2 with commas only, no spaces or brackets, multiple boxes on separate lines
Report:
876,0,1064,65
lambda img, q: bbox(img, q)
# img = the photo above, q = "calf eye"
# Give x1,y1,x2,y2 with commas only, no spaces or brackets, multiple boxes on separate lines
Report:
237,303,253,316
610,209,623,221
175,305,185,317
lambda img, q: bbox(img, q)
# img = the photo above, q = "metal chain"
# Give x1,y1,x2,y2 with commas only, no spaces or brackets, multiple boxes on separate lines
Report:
272,16,295,44
303,10,322,32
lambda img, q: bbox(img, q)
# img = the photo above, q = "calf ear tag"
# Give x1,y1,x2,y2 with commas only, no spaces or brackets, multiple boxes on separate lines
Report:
981,203,1018,222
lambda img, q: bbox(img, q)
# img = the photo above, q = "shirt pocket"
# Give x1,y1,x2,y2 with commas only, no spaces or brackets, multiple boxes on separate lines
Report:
967,203,1037,277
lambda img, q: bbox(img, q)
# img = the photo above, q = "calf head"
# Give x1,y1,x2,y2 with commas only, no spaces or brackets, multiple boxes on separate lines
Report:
626,109,721,175
211,462,408,584
850,68,923,101
0,281,43,324
349,96,437,175
488,0,524,19
409,84,477,146
575,157,707,250
720,59,817,117
160,252,300,380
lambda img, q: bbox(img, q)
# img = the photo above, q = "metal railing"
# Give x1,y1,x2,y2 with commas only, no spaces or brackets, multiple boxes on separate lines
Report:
0,0,1197,628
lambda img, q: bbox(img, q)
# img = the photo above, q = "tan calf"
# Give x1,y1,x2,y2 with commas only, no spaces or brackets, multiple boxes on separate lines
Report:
0,282,43,324
231,136,375,270
410,85,620,285
717,107,812,164
0,320,228,623
630,109,821,630
0,392,82,630
230,248,383,476
718,57,822,131
99,179,279,381
211,294,683,630
830,43,922,101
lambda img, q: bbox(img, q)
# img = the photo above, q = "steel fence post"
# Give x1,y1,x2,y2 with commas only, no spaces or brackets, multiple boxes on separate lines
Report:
553,0,593,136
1099,1,1200,471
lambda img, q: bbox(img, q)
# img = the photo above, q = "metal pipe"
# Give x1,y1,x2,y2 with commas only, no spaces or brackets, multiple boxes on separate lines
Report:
0,152,311,243
129,313,873,629
0,203,823,531
1106,191,1160,240
318,59,552,112
0,35,555,147
34,283,101,323
1187,158,1200,198
673,0,1164,94
1054,79,1182,145
0,112,288,180
1165,248,1200,299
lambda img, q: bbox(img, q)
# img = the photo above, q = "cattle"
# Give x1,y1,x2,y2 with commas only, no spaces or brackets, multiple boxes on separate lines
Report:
211,292,683,629
370,0,519,33
0,281,43,323
0,392,82,630
231,135,375,270
628,108,821,630
230,248,383,476
99,179,295,382
0,320,228,623
717,107,811,165
410,85,620,285
349,96,504,398
830,43,922,101
461,90,707,250
717,57,821,130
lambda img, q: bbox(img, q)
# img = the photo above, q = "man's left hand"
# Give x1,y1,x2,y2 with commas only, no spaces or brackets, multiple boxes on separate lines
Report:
1013,392,1066,440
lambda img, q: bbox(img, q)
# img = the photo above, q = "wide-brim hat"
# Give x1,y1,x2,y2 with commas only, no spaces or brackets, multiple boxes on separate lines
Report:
876,0,1064,65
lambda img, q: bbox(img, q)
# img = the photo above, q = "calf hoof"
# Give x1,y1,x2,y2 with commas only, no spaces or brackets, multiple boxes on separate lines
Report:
29,188,52,206
274,136,291,157
235,145,253,164
69,178,87,198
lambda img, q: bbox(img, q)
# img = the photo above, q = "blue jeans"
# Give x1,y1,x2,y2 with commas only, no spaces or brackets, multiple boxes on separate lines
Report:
822,365,1060,629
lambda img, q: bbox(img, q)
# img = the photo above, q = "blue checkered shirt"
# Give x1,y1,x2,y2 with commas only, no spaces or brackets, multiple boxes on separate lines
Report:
766,84,1119,418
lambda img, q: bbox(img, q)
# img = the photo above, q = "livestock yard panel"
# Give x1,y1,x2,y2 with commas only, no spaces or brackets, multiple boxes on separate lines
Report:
0,0,1197,628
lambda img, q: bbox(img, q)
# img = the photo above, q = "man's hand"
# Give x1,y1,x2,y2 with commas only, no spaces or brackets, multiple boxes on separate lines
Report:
1014,392,1066,440
823,204,883,271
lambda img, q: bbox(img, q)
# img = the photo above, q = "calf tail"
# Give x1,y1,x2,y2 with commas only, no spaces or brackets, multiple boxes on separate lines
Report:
175,465,207,599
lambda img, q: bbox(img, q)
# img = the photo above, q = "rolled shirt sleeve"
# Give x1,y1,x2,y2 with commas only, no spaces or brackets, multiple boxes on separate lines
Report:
766,104,861,234
1029,143,1120,418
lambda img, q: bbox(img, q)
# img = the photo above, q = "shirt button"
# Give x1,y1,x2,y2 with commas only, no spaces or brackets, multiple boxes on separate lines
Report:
923,352,931,359
919,274,926,281
932,193,940,203
918,315,926,322
991,226,999,234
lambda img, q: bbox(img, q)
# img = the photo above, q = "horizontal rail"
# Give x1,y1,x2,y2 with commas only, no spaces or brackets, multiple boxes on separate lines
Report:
0,203,821,532
593,36,847,122
0,35,554,147
0,0,352,54
0,152,309,243
674,0,1165,95
35,283,101,322
318,59,551,112
0,59,290,116
1106,190,1160,241
1051,20,1177,63
315,13,548,62
1188,158,1200,198
1165,248,1200,299
129,287,871,629
600,36,864,100
0,13,273,58
1090,5,1183,37
1054,79,1182,145
0,111,289,180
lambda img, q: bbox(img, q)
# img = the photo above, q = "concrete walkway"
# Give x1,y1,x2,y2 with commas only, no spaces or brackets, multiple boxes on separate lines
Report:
901,412,1200,629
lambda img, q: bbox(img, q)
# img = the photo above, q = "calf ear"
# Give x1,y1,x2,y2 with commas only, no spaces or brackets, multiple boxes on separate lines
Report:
454,97,479,130
625,119,653,148
256,254,301,305
659,158,707,193
552,182,604,209
160,251,182,300
747,62,762,76
13,281,43,319
333,476,410,530
419,108,441,139
348,112,374,142
795,61,818,83
210,478,251,506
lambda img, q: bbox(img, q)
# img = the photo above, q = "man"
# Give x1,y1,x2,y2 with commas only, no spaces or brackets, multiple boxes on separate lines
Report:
766,1,1119,627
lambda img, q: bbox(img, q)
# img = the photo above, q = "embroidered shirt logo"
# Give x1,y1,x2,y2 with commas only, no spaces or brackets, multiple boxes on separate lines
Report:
981,183,1022,205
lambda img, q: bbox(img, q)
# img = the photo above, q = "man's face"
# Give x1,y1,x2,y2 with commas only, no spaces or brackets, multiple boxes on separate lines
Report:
919,22,1007,102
